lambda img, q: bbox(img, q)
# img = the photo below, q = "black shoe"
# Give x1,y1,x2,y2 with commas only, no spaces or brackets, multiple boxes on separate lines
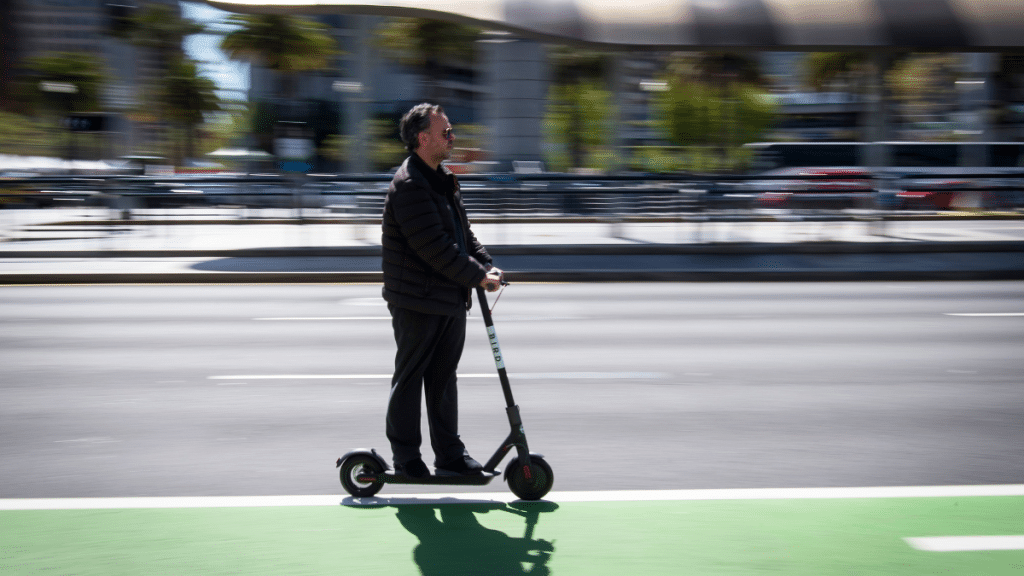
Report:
436,455,484,476
395,458,430,479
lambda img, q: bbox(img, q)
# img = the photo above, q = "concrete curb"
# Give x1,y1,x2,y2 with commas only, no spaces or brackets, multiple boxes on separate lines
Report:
2,240,1022,259
4,264,1023,285
1,242,1021,285
4,271,1023,286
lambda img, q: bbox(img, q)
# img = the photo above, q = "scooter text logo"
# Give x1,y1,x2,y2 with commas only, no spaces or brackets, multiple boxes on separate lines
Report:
487,326,505,369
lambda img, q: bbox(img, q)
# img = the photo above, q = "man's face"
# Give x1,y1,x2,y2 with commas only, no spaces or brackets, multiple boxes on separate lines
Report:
418,112,454,166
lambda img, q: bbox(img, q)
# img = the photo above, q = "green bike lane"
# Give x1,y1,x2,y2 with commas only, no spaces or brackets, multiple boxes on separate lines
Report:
3,486,1023,575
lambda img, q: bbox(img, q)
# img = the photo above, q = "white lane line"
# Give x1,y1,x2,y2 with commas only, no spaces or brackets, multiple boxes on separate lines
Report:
253,316,578,322
254,317,391,321
944,313,1024,317
210,374,496,381
514,372,668,379
209,372,668,381
905,536,1024,552
4,485,1024,511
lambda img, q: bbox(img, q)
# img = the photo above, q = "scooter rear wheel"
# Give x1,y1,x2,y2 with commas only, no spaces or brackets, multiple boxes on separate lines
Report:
340,454,384,498
506,456,553,501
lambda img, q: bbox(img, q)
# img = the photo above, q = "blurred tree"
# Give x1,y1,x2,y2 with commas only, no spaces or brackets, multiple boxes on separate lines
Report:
806,52,976,141
375,17,480,104
24,52,107,114
654,53,777,172
200,102,252,154
321,133,350,166
115,3,207,163
804,52,914,145
368,117,406,171
886,54,961,137
125,3,204,69
220,14,338,160
805,53,872,92
657,77,718,148
160,59,221,164
544,81,614,172
21,52,108,159
0,112,52,156
220,14,337,100
545,47,614,171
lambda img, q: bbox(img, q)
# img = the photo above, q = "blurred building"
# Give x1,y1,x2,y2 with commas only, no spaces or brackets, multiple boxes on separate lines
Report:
246,14,497,172
4,0,184,157
0,1,17,113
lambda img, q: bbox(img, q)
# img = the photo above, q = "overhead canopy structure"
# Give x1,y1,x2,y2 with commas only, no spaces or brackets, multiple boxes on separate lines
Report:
207,0,1024,51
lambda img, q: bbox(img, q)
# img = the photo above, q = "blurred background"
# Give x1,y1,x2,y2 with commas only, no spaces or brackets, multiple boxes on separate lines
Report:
1,0,1024,216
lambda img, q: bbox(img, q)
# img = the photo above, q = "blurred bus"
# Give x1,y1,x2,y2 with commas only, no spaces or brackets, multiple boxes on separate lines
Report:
742,142,1024,209
745,141,1024,171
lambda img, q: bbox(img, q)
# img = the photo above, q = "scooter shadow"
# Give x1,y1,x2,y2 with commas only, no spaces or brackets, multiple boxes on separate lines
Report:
346,499,558,575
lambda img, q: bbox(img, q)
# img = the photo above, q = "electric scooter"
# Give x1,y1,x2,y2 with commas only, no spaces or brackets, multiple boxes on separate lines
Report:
336,284,554,501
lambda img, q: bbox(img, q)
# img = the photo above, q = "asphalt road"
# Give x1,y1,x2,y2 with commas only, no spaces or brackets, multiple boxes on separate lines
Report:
1,282,1022,499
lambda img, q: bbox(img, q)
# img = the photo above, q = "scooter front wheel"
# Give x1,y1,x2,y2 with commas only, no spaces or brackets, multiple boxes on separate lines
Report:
505,456,553,501
340,454,384,498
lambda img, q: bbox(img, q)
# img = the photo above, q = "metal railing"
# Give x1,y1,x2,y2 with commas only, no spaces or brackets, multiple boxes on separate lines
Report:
2,171,1023,219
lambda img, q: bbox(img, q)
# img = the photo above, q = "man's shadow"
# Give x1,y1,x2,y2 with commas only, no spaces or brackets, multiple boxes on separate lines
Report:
392,500,557,575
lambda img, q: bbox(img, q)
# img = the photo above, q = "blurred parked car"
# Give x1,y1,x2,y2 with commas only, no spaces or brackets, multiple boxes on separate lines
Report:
886,168,1024,210
748,167,875,210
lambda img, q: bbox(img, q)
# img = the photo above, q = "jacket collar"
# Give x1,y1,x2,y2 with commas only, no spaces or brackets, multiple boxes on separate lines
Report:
406,154,457,196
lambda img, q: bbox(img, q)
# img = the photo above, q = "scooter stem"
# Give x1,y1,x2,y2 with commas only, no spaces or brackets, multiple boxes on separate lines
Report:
477,286,533,473
477,286,516,409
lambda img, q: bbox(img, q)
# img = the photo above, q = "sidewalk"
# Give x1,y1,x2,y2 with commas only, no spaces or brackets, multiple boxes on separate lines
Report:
1,208,1022,283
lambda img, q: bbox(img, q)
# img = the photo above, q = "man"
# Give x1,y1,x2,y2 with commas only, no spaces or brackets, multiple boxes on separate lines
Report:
381,103,503,478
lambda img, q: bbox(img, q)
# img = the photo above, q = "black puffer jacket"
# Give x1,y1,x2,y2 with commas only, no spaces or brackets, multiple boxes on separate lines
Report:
382,155,492,315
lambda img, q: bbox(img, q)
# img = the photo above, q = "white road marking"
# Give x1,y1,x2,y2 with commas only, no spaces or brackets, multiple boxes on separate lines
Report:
905,535,1024,552
4,485,1024,511
210,374,497,381
209,372,668,381
53,437,120,444
945,313,1024,317
512,372,668,380
339,298,386,307
254,317,391,321
253,316,578,322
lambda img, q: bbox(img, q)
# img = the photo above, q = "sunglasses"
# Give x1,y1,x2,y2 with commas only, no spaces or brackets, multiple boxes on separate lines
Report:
442,128,455,140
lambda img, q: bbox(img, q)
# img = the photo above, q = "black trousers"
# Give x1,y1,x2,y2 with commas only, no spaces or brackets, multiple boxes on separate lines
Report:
387,303,469,467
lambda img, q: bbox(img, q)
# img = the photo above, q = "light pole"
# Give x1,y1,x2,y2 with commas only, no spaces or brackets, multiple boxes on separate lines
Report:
332,79,365,173
39,81,79,165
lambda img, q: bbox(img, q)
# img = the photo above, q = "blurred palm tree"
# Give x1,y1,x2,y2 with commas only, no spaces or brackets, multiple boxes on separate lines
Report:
160,59,221,164
25,52,107,114
118,3,207,162
220,14,338,159
23,52,108,159
375,17,480,105
220,14,337,100
127,3,204,69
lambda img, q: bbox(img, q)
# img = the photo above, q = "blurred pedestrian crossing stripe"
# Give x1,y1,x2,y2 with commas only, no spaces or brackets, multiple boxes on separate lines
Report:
2,487,1023,575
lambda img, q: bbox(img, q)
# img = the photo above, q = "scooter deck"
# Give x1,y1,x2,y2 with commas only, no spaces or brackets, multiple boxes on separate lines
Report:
362,470,500,486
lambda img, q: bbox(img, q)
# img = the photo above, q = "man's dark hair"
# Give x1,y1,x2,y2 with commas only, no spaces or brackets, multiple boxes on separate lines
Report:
399,103,444,153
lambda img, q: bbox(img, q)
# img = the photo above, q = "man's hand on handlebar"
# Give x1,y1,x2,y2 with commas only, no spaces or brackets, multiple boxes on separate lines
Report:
480,266,504,292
